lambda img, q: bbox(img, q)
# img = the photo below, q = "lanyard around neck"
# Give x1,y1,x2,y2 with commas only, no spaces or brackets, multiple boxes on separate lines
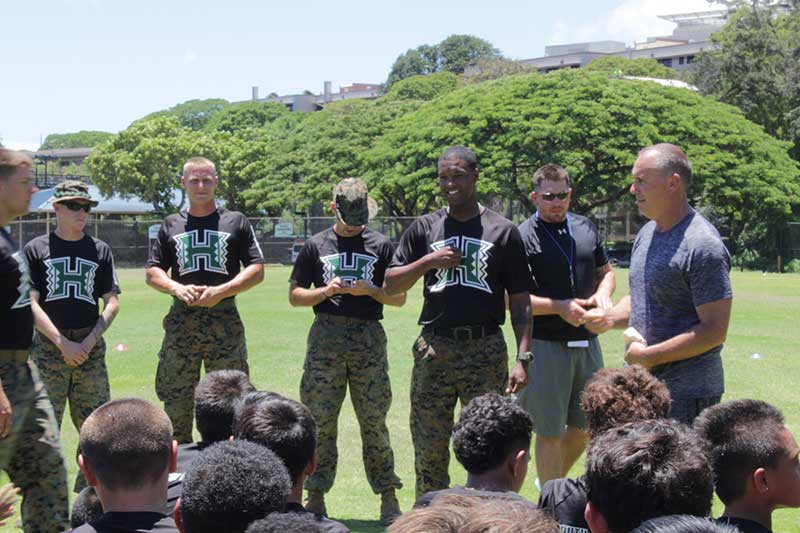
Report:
535,213,576,296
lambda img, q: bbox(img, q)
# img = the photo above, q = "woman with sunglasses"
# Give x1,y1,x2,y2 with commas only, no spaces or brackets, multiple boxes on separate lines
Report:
24,180,120,492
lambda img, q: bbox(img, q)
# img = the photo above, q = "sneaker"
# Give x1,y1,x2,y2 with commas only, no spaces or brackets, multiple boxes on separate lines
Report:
380,489,401,526
305,489,327,516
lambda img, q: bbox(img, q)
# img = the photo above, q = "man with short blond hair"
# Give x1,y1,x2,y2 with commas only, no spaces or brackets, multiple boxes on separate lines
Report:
146,157,265,442
0,148,70,531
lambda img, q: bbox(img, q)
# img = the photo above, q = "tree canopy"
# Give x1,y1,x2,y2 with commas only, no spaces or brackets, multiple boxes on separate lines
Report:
585,56,679,79
386,35,501,88
39,130,114,150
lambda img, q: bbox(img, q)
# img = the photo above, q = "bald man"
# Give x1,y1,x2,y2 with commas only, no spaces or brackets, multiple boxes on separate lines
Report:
584,143,732,424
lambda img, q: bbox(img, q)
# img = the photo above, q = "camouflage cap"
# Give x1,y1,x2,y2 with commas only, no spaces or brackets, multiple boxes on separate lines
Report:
333,178,377,226
52,180,98,206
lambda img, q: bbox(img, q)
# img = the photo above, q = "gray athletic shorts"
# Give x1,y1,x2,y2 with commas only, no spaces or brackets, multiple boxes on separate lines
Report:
516,337,604,438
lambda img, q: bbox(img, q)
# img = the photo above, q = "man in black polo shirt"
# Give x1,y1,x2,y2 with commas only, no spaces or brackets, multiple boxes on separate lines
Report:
385,146,533,498
146,157,265,443
0,148,69,531
25,181,120,489
289,178,404,525
517,164,614,485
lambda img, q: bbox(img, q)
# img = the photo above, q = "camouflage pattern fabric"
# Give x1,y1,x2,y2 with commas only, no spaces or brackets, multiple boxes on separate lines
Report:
300,314,402,494
156,299,249,443
30,328,110,433
0,356,69,532
410,328,508,497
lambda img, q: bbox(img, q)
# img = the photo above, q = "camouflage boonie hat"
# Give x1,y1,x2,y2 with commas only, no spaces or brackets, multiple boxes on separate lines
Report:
52,180,98,206
333,178,377,226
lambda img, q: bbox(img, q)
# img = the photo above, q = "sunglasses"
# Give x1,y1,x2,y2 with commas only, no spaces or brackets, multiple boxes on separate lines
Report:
538,191,570,201
59,201,91,213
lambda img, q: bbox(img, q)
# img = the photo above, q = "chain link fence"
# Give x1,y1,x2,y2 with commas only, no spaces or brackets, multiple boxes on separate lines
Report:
8,216,419,267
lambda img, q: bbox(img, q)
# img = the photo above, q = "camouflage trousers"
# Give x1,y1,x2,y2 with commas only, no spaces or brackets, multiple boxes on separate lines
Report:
0,353,69,532
156,299,249,443
300,314,402,495
410,328,508,497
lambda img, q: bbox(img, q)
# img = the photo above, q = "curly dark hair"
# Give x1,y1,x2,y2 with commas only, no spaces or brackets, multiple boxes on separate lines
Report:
194,370,256,443
580,366,671,437
693,399,786,505
245,513,325,533
233,395,317,483
180,440,291,533
452,393,533,474
586,418,713,533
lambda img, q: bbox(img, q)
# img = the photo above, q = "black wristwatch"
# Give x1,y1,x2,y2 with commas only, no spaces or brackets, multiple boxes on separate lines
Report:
516,351,533,364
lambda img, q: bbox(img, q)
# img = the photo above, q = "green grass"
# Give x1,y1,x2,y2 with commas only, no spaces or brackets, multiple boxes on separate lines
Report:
4,268,800,532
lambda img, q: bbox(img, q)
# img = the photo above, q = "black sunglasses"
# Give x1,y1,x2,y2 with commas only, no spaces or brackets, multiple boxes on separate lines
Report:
60,200,91,213
538,191,570,201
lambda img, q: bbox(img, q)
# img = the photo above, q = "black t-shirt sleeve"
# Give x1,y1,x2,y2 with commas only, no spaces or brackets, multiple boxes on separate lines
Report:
593,225,609,268
289,241,317,288
98,242,120,296
23,241,45,294
147,222,172,271
239,217,266,267
390,219,425,268
501,226,534,295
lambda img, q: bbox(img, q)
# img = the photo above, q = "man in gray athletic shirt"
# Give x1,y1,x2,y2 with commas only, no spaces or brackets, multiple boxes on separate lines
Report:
584,143,732,424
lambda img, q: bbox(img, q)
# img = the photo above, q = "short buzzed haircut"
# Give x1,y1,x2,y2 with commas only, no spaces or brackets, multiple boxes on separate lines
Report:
452,393,533,474
194,370,255,443
0,148,32,180
182,156,216,177
179,440,291,533
639,143,693,185
79,398,173,491
580,366,672,437
245,513,325,533
633,515,739,533
586,419,713,533
439,146,478,173
533,164,571,189
460,499,558,533
232,395,317,483
693,399,786,505
388,503,469,533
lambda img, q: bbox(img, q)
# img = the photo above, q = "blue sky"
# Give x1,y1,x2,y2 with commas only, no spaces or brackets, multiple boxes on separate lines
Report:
1,0,713,150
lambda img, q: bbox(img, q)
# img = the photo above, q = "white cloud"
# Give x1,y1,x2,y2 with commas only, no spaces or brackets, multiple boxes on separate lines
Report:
549,0,718,46
183,48,198,65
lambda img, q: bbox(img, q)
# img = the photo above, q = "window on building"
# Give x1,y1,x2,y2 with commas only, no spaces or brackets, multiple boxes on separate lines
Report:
679,56,685,65
657,58,673,68
687,55,695,64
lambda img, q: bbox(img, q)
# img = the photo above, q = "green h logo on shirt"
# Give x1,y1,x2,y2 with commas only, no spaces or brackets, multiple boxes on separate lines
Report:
320,252,377,285
430,236,493,293
11,251,31,309
45,257,98,305
173,230,230,275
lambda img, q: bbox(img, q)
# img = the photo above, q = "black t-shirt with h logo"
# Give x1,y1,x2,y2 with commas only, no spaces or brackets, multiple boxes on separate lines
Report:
289,227,395,321
390,208,532,328
0,228,34,350
25,233,120,330
147,208,265,291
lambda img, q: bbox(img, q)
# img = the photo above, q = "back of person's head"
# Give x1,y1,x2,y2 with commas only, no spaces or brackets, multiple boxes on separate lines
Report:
177,440,291,533
194,370,256,443
244,513,325,533
0,148,32,180
388,503,469,533
581,366,671,437
693,399,798,506
232,395,317,483
632,515,739,533
453,393,533,477
459,499,558,533
585,418,713,533
70,486,103,528
79,398,173,491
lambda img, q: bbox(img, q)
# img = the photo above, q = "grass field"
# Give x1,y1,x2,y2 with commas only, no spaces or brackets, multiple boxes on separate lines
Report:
3,267,800,532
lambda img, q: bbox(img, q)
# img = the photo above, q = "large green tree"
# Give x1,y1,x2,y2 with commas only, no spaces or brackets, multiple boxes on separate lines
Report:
386,35,500,87
39,131,114,150
362,70,800,251
143,99,230,131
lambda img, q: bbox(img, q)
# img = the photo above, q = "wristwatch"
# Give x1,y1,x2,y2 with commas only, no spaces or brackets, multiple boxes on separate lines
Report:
516,351,533,364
